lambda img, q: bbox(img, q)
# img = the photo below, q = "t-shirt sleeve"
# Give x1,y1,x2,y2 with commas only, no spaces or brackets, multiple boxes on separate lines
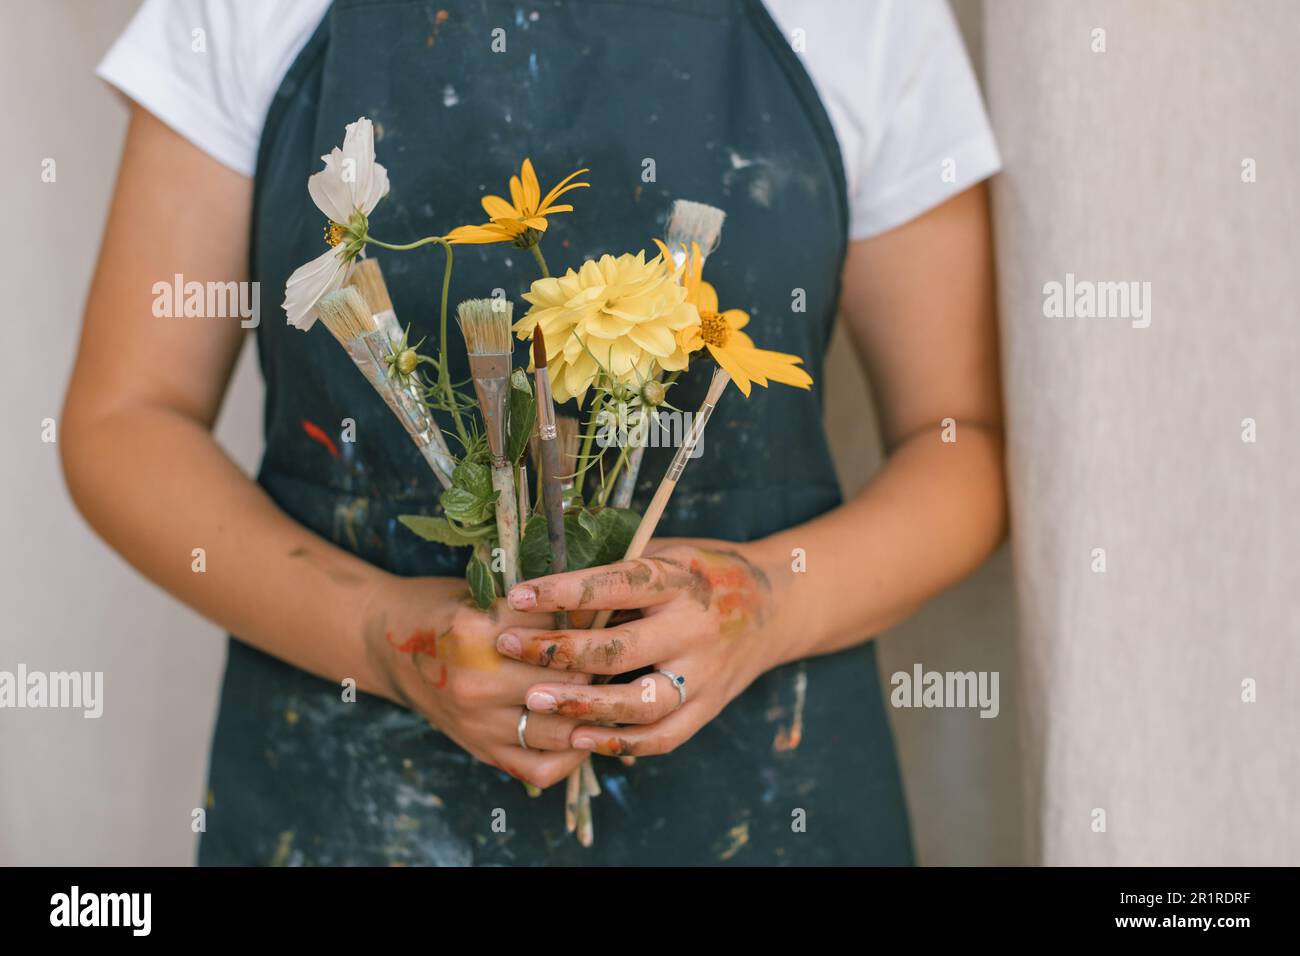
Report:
96,0,328,177
849,0,1001,239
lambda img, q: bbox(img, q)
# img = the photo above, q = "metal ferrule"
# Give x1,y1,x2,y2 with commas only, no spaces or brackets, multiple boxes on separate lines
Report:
534,367,557,440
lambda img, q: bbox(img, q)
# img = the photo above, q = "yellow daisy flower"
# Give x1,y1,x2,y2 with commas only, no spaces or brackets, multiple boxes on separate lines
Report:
658,240,813,397
445,158,589,246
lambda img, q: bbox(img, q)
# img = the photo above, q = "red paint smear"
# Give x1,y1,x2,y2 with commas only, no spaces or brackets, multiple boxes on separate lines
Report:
388,628,440,657
387,629,448,690
301,420,340,459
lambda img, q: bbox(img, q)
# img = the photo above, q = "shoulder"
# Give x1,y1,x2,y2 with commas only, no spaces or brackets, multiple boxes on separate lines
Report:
761,0,1000,240
97,0,332,176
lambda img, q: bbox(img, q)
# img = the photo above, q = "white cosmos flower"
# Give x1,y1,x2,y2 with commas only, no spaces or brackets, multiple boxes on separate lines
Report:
283,117,391,331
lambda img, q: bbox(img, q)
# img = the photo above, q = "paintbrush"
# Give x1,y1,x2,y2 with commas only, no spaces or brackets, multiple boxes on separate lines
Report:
565,201,733,843
555,415,581,492
564,368,732,843
591,367,731,630
612,200,728,509
344,259,456,488
456,298,522,590
315,286,454,489
531,330,569,629
664,198,726,270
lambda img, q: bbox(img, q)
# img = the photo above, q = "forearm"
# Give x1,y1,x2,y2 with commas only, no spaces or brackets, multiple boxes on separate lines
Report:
753,421,1006,666
61,402,396,695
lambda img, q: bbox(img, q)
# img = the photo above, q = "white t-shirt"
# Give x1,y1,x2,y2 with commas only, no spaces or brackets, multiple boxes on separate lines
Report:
97,0,1000,240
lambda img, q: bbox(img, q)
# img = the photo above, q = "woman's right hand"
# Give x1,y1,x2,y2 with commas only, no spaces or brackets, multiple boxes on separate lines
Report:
360,572,592,790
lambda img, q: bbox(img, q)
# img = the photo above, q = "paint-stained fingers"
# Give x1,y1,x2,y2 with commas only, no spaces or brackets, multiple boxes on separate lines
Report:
508,557,700,613
508,709,581,752
524,672,681,724
570,700,700,757
494,616,681,674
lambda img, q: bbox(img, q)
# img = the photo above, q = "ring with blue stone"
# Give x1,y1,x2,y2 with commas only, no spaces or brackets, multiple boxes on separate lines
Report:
656,669,687,709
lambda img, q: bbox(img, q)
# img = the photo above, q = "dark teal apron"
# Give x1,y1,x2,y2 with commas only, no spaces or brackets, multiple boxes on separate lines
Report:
201,0,913,866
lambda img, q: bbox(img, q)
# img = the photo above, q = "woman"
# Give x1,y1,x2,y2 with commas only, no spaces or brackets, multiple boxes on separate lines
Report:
64,0,1005,865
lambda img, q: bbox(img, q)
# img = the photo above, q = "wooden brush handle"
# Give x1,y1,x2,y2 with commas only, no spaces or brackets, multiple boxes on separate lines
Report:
589,369,730,630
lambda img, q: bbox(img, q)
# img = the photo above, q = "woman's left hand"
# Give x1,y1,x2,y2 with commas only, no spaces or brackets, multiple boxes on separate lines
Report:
496,540,785,757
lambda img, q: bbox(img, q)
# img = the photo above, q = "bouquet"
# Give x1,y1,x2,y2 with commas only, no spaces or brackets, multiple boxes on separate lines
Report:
283,118,813,845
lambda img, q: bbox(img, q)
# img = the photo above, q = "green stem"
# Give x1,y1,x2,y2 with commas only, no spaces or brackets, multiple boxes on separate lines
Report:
365,235,446,252
367,234,467,446
576,389,607,501
529,242,550,278
596,441,632,508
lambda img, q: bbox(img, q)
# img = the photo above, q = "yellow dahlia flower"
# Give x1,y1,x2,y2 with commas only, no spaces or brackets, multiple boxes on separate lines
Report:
514,251,700,403
659,240,814,397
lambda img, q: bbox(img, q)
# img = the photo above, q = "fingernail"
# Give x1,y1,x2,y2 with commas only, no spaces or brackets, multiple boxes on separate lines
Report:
508,586,536,610
526,691,557,713
496,633,521,656
573,736,595,751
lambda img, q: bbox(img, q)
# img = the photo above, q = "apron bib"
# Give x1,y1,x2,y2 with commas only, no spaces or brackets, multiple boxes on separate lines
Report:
201,0,912,865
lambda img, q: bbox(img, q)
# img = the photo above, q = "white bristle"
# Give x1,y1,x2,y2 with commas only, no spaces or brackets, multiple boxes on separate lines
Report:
456,298,513,355
316,287,378,344
665,199,727,258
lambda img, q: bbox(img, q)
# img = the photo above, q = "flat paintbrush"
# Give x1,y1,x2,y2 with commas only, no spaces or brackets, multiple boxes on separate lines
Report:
531,330,569,629
316,286,454,489
591,367,731,630
457,298,522,590
612,199,728,509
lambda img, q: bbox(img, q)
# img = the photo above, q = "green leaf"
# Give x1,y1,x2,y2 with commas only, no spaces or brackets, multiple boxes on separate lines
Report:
466,553,496,609
507,369,537,466
577,508,600,539
591,506,641,566
452,459,493,499
563,511,599,571
519,513,553,580
441,486,492,525
397,514,485,548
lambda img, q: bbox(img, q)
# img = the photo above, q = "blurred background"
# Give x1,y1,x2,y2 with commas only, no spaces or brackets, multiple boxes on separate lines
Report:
3,0,1295,866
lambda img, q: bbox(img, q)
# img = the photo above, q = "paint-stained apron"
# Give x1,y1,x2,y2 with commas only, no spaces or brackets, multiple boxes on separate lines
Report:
200,0,913,866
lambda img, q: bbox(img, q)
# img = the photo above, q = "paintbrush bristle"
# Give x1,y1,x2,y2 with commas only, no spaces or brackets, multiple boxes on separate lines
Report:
456,298,513,355
666,199,726,256
347,257,394,316
532,329,548,369
316,287,378,345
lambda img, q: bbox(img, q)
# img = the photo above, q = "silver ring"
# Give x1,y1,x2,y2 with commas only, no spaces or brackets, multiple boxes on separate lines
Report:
517,709,531,749
657,669,687,708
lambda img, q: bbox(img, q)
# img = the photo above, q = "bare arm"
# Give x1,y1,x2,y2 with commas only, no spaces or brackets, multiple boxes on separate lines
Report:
62,107,586,788
760,181,1006,664
62,107,387,688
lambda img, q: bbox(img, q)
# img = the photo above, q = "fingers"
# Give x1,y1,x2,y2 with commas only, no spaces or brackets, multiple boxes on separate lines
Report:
494,613,692,674
569,700,700,757
494,747,588,791
512,708,580,751
523,672,680,724
507,556,703,614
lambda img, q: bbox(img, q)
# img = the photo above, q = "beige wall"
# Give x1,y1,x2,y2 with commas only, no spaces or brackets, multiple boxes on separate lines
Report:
0,0,1019,865
0,0,264,865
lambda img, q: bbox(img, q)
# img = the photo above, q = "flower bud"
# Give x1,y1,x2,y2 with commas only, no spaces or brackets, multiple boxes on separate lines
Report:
641,380,666,407
395,349,420,376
